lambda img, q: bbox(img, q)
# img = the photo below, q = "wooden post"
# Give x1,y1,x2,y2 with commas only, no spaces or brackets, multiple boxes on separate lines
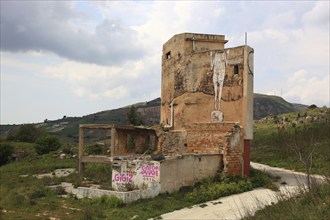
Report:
243,139,250,176
78,125,84,174
111,127,117,157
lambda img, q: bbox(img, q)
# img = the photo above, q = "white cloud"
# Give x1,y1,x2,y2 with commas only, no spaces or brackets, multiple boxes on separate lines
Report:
1,1,146,65
43,61,120,82
302,1,329,27
284,69,329,106
287,69,308,84
238,2,329,108
1,1,329,124
43,61,128,99
103,86,128,99
42,52,160,100
1,54,44,72
73,85,128,100
262,10,297,29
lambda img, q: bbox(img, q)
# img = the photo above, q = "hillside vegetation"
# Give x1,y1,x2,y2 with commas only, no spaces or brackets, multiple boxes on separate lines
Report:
251,107,330,176
253,93,298,119
0,142,274,219
0,102,328,219
248,107,330,220
0,94,307,143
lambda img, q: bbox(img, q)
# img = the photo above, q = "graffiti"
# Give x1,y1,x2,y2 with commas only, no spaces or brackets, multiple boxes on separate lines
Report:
139,165,159,178
113,173,134,183
210,50,229,111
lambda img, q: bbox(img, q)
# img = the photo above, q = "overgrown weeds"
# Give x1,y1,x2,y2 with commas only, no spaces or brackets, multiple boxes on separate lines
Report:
186,169,278,204
245,181,330,220
249,108,330,220
1,156,275,220
251,109,330,176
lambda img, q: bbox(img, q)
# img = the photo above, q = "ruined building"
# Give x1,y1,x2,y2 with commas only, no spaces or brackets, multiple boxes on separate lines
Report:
159,33,253,176
78,33,254,202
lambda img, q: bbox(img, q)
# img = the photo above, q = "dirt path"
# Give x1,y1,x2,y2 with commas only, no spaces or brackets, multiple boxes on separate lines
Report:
160,162,327,220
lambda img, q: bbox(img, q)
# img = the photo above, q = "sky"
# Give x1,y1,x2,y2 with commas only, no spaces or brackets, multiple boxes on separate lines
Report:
1,1,329,125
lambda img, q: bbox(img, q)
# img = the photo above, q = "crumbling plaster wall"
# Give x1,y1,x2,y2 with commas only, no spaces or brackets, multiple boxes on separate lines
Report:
110,154,223,196
159,33,254,176
159,154,222,193
158,122,244,176
157,130,187,155
161,33,253,140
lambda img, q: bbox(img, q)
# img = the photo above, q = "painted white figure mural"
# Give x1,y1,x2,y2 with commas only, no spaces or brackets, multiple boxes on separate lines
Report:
210,50,229,111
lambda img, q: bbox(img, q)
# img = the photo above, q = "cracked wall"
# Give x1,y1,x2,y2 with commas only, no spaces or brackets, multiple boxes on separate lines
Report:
159,33,254,176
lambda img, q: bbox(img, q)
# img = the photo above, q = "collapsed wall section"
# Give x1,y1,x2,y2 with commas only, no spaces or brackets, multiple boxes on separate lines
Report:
158,122,244,176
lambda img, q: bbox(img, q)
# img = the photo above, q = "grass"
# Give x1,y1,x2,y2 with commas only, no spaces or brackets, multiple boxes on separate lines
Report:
251,108,330,176
0,141,275,220
2,108,328,219
101,169,275,220
2,166,272,220
245,181,330,220
248,108,330,220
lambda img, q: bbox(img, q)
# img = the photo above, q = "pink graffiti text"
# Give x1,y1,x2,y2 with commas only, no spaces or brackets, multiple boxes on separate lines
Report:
113,173,134,183
140,165,159,178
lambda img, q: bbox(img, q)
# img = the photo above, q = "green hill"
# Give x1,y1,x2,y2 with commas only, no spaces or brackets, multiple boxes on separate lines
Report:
0,94,308,142
253,93,298,120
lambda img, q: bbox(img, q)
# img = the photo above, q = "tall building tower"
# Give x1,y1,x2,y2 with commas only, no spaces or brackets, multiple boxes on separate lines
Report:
160,33,254,176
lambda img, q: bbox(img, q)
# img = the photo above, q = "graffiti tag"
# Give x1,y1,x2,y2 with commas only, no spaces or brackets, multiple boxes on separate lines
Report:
113,173,134,183
139,165,159,178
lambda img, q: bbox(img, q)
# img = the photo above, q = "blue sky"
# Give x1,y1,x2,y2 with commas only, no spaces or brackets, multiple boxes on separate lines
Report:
1,1,329,124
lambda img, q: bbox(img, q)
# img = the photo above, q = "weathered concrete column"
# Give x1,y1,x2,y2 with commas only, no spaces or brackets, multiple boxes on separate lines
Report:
78,125,84,174
110,127,117,157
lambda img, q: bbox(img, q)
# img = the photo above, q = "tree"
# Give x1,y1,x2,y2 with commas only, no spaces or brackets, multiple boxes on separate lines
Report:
34,135,61,155
8,124,45,143
0,144,14,166
126,105,143,126
278,123,321,190
309,104,317,109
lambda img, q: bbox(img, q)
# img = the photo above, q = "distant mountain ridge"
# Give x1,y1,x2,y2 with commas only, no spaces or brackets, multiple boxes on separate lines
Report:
254,93,298,120
0,94,309,141
136,94,307,122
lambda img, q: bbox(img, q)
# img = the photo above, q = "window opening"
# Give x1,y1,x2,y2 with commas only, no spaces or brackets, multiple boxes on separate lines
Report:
166,51,171,60
234,65,239,75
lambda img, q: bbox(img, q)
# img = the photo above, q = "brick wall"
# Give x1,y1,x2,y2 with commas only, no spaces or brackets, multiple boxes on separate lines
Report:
159,122,244,176
186,122,236,154
159,130,187,155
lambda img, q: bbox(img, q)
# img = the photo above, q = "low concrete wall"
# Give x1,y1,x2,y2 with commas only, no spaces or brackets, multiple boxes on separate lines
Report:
58,182,160,204
58,154,222,202
159,154,222,193
76,187,160,203
112,159,160,191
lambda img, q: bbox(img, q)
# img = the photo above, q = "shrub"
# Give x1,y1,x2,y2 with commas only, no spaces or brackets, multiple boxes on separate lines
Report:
185,177,254,204
309,104,317,109
29,188,47,200
96,195,123,208
53,186,66,195
7,124,45,143
34,135,61,155
5,192,29,207
62,145,74,155
0,143,14,165
85,143,107,155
